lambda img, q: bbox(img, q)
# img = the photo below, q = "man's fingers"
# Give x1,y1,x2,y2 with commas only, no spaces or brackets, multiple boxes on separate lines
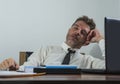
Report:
87,29,97,42
3,60,9,69
7,58,16,67
0,63,4,70
0,59,9,70
0,58,19,71
15,64,19,70
83,40,90,46
87,30,94,41
8,58,19,70
14,61,19,70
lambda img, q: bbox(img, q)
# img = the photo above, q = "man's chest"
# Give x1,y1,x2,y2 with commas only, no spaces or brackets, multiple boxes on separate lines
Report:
43,51,82,66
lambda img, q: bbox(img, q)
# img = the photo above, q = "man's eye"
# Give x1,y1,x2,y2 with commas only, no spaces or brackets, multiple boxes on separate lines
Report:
73,27,78,30
81,30,87,36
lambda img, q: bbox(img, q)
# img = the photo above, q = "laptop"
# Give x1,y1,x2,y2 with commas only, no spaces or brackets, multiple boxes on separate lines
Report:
81,17,120,74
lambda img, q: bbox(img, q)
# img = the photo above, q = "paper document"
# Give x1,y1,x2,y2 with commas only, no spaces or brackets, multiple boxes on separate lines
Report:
0,71,45,78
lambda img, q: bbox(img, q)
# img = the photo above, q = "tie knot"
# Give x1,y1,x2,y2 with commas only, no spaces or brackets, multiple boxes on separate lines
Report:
68,48,76,53
62,48,76,64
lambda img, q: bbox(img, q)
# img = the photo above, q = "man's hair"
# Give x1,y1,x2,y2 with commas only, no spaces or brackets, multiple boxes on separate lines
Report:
73,16,96,30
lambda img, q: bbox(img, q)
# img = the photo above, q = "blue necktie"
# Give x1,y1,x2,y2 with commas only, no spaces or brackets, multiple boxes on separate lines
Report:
62,48,75,64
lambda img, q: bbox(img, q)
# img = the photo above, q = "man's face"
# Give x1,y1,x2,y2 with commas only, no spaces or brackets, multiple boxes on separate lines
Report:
66,21,91,49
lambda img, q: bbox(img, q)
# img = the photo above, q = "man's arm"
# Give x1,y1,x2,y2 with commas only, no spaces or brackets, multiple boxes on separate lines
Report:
81,29,105,69
90,29,105,57
87,29,105,57
19,47,48,71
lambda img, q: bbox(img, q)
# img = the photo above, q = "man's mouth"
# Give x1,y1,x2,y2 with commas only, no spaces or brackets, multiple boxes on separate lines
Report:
71,35,79,41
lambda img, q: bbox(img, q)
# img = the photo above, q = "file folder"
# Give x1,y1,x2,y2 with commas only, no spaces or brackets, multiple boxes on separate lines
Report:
34,68,81,74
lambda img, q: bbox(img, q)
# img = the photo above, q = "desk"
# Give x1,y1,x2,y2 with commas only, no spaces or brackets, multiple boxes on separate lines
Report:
0,73,120,84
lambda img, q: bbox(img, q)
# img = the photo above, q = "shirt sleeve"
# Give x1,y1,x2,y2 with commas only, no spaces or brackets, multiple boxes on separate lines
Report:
91,39,105,69
98,39,105,57
19,46,47,71
80,54,105,69
91,57,105,69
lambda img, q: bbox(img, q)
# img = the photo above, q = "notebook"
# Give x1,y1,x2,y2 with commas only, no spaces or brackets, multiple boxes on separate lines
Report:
81,17,120,74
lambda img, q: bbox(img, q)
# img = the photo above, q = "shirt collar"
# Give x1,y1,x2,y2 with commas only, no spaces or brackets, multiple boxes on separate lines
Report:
61,42,81,53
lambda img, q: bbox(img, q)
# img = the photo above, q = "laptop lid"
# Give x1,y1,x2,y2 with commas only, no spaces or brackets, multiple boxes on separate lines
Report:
105,17,120,73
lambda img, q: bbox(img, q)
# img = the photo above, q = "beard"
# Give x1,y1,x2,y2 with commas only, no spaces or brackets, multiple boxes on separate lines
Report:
66,34,86,49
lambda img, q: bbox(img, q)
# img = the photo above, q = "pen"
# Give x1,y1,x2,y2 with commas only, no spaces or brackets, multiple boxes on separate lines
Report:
16,70,25,72
40,65,46,67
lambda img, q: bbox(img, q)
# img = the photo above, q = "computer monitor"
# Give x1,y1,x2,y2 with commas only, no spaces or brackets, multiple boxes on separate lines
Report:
105,17,120,72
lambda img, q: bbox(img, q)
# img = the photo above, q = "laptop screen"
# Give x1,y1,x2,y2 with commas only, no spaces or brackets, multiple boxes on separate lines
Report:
105,17,120,72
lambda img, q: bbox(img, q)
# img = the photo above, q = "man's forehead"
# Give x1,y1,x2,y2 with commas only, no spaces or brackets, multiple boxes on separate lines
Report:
74,21,90,29
75,21,88,27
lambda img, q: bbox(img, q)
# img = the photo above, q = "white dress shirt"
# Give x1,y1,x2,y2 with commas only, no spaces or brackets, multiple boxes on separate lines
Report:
19,39,105,71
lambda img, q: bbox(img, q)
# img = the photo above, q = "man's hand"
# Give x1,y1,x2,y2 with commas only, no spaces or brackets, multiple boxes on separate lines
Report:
87,29,104,43
0,58,19,71
84,29,104,45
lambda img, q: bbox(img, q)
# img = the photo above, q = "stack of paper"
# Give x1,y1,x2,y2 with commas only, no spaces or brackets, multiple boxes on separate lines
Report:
0,71,45,78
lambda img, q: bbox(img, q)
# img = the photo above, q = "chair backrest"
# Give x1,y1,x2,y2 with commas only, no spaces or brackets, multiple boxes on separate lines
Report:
19,51,33,65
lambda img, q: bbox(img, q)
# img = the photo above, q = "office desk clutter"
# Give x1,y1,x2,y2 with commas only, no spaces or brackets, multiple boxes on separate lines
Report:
0,71,45,78
24,65,81,74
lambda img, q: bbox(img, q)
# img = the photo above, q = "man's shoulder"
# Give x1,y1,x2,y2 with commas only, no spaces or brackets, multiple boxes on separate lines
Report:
46,44,63,51
37,44,61,49
35,44,65,54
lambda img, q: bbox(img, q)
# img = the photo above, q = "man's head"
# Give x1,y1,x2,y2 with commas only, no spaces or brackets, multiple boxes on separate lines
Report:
66,16,96,49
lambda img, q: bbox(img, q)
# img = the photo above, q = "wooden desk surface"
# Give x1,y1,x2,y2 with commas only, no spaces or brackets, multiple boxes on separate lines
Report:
0,73,120,84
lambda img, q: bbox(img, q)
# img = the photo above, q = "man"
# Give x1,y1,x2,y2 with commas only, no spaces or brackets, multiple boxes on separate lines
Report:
0,16,105,71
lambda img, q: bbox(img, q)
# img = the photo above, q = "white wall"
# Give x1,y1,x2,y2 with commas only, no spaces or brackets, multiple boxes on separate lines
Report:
0,0,120,63
119,0,120,17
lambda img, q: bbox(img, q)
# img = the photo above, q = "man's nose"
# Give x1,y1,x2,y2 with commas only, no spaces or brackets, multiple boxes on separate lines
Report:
75,29,88,37
75,29,81,35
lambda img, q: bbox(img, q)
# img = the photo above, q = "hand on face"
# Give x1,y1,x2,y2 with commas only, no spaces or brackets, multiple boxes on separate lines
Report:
84,29,104,45
0,58,19,71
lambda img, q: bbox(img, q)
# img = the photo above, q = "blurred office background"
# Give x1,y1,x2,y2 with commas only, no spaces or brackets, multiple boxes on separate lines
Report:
0,0,120,63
